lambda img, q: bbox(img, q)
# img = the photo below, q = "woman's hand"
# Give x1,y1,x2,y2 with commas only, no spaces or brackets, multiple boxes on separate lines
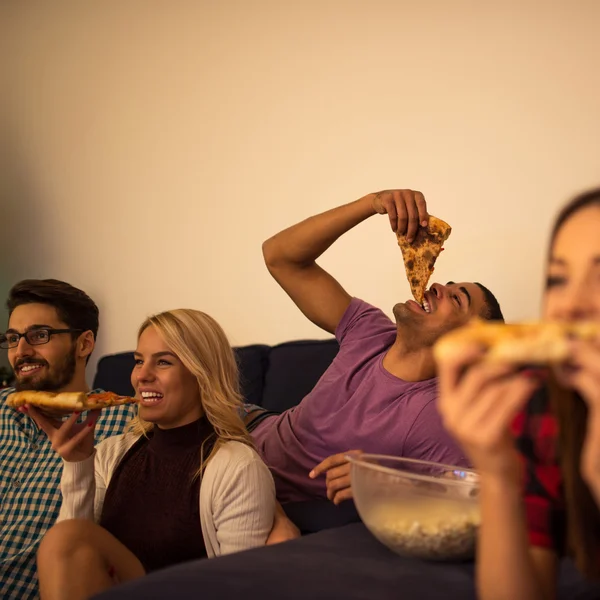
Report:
22,405,100,462
437,343,542,484
266,502,301,545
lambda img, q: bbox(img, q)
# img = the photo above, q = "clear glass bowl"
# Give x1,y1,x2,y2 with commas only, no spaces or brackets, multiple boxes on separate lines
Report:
347,454,480,561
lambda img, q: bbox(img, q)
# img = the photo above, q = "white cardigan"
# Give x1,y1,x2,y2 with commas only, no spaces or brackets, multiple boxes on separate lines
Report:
58,432,276,558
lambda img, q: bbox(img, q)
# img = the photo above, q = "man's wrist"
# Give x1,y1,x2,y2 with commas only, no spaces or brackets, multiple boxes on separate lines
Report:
360,193,379,216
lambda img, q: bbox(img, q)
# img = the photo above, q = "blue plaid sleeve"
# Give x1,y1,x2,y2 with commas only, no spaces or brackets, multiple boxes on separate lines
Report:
0,387,136,599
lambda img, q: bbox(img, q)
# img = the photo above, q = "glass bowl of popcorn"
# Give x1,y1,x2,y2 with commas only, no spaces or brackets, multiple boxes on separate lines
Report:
346,454,480,561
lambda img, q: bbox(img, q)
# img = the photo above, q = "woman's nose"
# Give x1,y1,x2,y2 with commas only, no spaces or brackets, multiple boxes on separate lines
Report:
136,363,155,382
554,282,597,321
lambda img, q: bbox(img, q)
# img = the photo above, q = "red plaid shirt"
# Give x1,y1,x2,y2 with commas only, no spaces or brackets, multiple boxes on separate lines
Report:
511,388,567,554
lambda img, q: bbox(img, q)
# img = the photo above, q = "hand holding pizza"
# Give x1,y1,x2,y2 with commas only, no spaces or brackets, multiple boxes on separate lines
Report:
22,405,100,462
370,189,429,242
437,342,542,485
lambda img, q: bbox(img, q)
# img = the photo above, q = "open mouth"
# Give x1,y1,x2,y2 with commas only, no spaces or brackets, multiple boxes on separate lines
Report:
406,300,426,313
406,291,436,314
422,289,440,314
140,391,164,407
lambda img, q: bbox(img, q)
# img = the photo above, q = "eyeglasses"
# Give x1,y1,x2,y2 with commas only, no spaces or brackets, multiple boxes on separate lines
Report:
0,328,83,349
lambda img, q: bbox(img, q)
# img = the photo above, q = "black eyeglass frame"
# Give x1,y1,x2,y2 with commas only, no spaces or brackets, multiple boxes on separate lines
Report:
0,328,84,349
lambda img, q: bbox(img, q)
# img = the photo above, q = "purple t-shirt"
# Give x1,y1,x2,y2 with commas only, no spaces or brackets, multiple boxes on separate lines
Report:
252,298,469,503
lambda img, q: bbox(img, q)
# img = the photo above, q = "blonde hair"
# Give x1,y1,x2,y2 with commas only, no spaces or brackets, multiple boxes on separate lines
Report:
129,309,253,478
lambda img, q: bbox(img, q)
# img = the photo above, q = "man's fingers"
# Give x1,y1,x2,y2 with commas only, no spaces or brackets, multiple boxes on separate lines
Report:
310,453,347,478
372,189,428,237
414,191,429,227
392,191,407,235
326,473,351,496
384,194,398,233
324,463,351,484
402,190,420,242
309,450,362,478
332,487,354,505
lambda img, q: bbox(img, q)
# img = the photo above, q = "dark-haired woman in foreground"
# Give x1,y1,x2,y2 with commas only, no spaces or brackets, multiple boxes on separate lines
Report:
438,188,600,599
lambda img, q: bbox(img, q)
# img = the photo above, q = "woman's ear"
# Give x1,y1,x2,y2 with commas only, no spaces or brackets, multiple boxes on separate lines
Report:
77,330,95,360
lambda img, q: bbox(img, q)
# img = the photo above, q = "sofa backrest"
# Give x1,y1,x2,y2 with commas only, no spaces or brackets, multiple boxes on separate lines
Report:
260,339,339,412
93,338,340,413
94,352,136,396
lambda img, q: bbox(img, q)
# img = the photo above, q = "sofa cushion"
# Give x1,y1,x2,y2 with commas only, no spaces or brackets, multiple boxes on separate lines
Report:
283,499,360,534
234,344,270,406
93,352,136,397
261,339,339,413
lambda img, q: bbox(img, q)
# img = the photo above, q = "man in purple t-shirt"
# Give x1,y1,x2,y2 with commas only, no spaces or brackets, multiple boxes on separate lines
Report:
249,189,504,504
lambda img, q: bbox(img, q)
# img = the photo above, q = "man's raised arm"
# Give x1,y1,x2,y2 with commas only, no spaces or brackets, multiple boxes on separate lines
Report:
262,190,428,334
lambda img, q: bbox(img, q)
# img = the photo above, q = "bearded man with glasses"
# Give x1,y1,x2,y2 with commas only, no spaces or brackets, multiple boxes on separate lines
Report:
0,279,136,599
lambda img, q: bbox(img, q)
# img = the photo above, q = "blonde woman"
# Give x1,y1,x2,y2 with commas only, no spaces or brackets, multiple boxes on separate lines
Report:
27,309,276,600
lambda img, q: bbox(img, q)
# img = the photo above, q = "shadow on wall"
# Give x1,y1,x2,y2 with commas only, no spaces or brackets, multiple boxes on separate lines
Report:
0,124,51,367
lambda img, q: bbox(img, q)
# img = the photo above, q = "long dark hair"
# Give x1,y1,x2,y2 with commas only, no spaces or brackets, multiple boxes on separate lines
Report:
547,188,600,578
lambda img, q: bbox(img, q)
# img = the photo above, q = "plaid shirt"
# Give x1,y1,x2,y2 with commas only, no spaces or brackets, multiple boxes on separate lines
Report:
512,387,567,554
0,388,136,599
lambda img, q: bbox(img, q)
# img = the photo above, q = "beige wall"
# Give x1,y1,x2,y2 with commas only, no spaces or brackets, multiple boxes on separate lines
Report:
2,0,600,378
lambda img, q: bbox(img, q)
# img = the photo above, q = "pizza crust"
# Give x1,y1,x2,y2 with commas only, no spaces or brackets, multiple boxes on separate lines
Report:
434,319,600,365
397,216,452,304
6,390,137,412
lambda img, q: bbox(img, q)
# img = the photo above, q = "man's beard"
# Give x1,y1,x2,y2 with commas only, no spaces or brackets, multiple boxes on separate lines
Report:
393,303,458,352
14,345,77,392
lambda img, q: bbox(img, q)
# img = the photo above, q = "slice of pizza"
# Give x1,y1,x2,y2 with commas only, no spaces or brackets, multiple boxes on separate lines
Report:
434,319,600,365
397,215,452,305
7,390,137,413
85,392,138,409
